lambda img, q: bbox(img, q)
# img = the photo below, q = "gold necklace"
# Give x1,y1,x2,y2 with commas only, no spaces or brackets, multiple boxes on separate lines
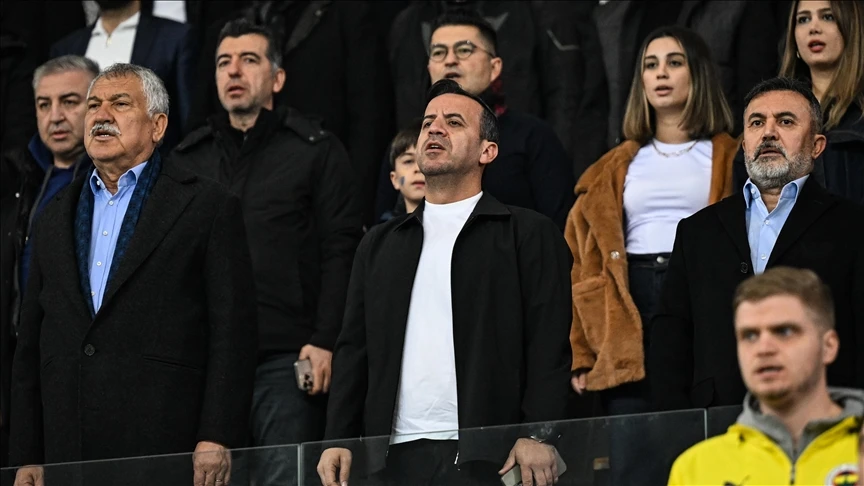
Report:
651,139,699,158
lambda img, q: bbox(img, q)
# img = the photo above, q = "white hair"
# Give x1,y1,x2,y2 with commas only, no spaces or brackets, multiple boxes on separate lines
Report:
87,63,170,117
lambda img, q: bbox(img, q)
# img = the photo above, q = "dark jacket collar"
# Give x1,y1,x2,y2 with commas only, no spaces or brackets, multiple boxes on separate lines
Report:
26,134,93,176
395,191,510,230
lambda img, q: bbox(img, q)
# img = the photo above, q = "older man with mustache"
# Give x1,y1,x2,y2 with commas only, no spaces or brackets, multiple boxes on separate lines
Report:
649,76,864,413
8,63,258,486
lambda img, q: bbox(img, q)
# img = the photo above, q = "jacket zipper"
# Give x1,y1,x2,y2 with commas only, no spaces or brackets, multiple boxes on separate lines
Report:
452,214,477,470
789,443,799,485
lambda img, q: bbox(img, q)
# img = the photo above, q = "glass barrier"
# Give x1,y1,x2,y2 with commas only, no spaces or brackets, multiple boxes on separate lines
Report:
1,409,710,486
0,443,299,486
298,409,707,486
706,404,744,438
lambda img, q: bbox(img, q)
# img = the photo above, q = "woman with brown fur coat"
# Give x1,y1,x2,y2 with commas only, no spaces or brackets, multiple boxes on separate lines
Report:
565,26,738,415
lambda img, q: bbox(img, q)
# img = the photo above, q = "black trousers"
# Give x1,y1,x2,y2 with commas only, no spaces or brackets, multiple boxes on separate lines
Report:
365,440,501,486
599,253,670,415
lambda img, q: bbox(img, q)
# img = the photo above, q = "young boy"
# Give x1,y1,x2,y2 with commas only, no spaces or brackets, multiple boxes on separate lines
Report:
382,123,425,222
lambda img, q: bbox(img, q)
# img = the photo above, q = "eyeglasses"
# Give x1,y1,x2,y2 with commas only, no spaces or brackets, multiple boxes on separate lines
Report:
429,40,496,63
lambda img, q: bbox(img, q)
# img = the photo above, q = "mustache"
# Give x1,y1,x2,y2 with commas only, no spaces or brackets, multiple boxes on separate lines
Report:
90,123,121,137
753,141,787,159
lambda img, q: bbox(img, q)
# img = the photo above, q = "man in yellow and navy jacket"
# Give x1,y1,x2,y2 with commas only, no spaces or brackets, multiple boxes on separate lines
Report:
669,267,862,486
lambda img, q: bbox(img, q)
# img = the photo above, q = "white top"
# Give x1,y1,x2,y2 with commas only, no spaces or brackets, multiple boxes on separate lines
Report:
153,0,187,23
390,191,482,444
623,139,713,254
85,11,140,71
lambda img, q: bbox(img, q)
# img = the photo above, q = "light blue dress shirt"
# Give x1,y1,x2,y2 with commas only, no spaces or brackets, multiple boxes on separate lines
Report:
88,162,148,311
743,175,808,274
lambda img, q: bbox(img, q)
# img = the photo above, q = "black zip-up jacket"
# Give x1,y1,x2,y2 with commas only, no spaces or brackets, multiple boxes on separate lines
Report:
0,145,90,442
170,107,363,356
324,193,573,474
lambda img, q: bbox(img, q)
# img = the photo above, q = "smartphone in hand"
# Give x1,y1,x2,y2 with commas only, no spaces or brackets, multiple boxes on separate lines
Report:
500,447,567,486
294,359,313,391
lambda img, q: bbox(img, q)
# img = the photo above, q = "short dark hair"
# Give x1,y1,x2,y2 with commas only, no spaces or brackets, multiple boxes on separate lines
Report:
426,79,499,143
744,77,823,135
431,9,498,55
217,18,282,71
389,121,422,170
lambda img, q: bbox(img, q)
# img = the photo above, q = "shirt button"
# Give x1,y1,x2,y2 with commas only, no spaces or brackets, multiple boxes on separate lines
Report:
610,251,620,260
91,291,95,296
102,231,108,236
84,344,96,356
764,220,770,225
750,188,756,195
761,255,767,260
108,200,115,206
96,261,102,266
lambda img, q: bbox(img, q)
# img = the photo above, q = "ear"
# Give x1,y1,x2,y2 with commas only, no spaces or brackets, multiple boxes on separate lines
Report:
822,329,839,365
740,136,748,155
272,67,287,94
489,57,503,84
811,133,827,160
151,113,168,144
479,141,498,166
390,170,401,190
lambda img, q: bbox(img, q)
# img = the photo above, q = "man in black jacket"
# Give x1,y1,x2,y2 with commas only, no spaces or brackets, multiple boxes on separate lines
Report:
189,0,394,228
650,77,864,412
317,79,572,486
170,19,362,485
0,55,97,467
376,10,576,231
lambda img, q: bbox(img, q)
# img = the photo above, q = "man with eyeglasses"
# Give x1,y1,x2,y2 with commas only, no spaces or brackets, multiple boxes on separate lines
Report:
377,10,576,231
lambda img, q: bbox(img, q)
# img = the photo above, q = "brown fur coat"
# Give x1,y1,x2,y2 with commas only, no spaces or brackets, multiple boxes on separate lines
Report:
564,133,739,390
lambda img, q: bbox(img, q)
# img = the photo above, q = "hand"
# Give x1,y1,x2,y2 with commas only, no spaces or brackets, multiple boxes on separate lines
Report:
499,438,559,486
13,466,44,486
193,441,231,486
299,344,333,395
317,447,352,486
571,370,588,395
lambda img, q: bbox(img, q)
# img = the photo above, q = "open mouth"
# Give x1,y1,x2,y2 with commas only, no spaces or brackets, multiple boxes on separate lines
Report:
425,141,445,151
756,365,783,377
808,40,826,52
444,73,460,80
93,130,117,139
655,85,673,95
227,85,246,95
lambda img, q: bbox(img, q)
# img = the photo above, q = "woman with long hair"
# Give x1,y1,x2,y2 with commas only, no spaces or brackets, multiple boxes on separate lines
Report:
780,0,864,203
565,25,738,414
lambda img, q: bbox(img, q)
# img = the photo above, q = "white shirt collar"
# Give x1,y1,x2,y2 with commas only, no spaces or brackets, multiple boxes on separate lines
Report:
92,11,141,37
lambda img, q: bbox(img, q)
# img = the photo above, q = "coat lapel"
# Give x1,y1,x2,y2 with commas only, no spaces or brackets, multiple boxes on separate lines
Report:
130,15,157,66
715,194,752,264
766,178,834,267
53,177,96,323
97,164,196,315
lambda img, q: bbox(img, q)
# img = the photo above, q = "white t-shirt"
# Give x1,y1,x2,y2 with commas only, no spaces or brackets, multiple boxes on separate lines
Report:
85,12,140,71
623,139,713,254
390,191,482,444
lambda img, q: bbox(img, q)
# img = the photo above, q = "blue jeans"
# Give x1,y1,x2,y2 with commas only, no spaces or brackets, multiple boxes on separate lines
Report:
247,352,327,486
